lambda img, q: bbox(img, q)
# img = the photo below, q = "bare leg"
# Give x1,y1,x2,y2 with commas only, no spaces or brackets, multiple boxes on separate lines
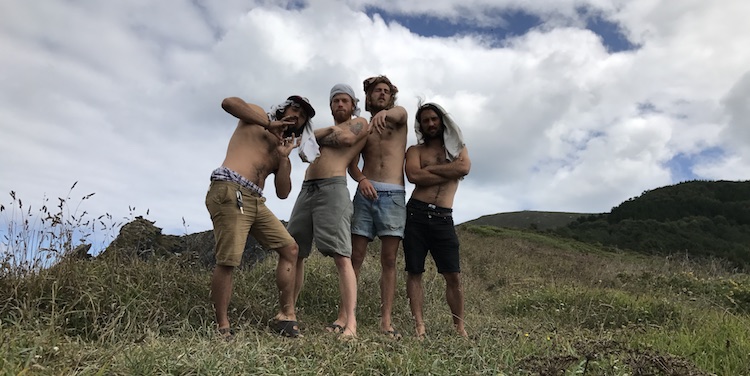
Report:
350,234,369,278
379,236,400,333
293,257,305,304
211,265,234,330
274,243,299,321
334,234,369,327
443,272,467,337
406,272,426,338
333,254,358,337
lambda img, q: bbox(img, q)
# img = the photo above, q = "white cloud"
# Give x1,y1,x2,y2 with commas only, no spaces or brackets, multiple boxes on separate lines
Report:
1,1,749,246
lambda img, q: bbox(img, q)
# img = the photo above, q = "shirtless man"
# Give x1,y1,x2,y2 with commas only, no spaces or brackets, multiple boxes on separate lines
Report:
287,84,370,338
347,75,407,338
206,95,315,339
403,102,471,338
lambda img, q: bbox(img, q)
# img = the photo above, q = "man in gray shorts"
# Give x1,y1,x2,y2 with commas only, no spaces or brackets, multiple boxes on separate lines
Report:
347,75,408,338
287,83,370,338
207,95,315,339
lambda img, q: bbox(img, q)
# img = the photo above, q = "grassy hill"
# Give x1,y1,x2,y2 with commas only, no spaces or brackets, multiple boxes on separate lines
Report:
2,224,749,375
463,180,750,270
461,210,590,230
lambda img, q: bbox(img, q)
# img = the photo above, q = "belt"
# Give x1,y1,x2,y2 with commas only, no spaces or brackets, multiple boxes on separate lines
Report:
410,207,452,218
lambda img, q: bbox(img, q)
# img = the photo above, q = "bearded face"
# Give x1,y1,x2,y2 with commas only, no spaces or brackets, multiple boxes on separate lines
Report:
418,108,443,141
366,82,392,112
280,105,307,138
330,93,355,123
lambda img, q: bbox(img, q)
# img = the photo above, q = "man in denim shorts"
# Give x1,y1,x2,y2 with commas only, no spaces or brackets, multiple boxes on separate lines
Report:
404,102,471,338
206,95,315,339
347,75,407,338
287,84,370,339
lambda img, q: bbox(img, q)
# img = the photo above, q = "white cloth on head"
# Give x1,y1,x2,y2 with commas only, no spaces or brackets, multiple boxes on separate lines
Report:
329,83,361,117
268,100,319,163
297,125,319,163
414,103,465,162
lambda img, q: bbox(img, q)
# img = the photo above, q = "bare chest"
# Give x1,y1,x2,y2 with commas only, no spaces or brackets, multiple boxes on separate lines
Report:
421,148,447,168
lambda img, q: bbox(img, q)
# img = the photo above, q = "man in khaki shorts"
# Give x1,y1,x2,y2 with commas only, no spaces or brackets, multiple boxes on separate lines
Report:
347,75,407,339
206,95,315,339
287,84,370,339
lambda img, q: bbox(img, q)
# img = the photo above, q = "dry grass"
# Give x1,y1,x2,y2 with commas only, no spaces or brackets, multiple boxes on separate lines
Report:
2,195,750,374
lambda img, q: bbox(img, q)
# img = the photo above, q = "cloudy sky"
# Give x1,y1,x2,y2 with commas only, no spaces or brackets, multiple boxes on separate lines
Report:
1,0,749,245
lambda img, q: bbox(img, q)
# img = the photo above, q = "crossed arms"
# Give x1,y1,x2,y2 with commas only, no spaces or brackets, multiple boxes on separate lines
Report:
405,146,471,186
315,117,369,147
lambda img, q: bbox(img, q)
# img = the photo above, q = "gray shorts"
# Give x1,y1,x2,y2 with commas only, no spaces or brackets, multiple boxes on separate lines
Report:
351,181,406,240
287,176,353,258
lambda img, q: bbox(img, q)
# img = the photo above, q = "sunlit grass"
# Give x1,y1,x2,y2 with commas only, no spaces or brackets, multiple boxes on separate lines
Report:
1,192,749,374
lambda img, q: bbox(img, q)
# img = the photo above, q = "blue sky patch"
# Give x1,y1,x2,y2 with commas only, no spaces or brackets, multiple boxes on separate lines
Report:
581,10,638,53
665,147,725,182
365,6,541,45
365,6,638,52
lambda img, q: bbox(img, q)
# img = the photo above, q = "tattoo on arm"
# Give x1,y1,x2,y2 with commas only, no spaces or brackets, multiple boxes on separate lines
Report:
350,121,364,135
319,131,340,146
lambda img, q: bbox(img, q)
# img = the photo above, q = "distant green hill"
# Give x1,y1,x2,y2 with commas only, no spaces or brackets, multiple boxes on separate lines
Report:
554,180,750,269
461,210,590,230
464,180,750,269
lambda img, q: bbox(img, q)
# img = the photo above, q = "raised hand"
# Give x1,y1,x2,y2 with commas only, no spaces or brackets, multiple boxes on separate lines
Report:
267,117,298,139
277,136,300,157
369,109,389,134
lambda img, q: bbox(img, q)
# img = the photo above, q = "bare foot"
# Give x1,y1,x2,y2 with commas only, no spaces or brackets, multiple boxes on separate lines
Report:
274,313,297,322
339,327,357,341
325,322,346,334
456,327,468,337
415,324,426,340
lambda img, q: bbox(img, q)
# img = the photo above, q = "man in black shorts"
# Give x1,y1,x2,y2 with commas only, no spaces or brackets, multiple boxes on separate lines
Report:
403,102,471,338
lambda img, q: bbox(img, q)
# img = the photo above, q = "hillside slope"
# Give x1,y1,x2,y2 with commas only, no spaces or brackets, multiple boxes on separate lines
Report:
462,210,590,230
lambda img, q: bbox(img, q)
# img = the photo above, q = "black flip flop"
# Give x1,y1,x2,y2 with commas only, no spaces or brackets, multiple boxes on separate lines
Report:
273,320,302,338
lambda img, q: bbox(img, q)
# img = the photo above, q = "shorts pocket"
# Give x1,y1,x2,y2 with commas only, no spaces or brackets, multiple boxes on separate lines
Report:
208,183,233,206
389,194,406,208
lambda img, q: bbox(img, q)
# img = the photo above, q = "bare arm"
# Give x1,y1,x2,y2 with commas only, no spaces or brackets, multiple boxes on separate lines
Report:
274,156,292,199
347,154,365,182
424,147,471,179
222,97,293,134
405,146,451,186
314,126,336,141
348,154,378,199
370,105,408,134
273,137,300,199
318,117,369,147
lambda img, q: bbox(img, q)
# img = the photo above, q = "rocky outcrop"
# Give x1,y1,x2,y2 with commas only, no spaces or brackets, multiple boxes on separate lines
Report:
96,217,272,269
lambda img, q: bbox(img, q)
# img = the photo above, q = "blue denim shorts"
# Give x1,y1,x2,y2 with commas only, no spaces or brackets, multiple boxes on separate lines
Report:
351,185,406,240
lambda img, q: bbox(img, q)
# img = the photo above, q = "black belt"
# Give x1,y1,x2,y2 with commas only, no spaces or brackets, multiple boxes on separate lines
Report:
425,211,452,218
409,207,452,218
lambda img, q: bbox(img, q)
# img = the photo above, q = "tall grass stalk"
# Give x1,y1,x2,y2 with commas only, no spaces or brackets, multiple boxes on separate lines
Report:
0,183,126,276
2,204,749,374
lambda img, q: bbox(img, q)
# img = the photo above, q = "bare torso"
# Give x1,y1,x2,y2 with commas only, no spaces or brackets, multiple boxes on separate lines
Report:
410,144,460,208
305,118,369,180
360,120,407,185
221,104,283,189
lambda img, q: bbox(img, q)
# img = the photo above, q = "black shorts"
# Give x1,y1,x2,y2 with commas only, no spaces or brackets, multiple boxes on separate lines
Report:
403,199,460,274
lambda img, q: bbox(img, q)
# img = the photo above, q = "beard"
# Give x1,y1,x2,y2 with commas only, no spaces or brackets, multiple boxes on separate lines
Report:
421,128,443,141
333,110,352,124
283,126,303,138
367,97,388,113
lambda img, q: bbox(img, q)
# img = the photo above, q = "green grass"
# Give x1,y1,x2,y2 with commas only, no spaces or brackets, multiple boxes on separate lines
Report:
2,207,750,374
